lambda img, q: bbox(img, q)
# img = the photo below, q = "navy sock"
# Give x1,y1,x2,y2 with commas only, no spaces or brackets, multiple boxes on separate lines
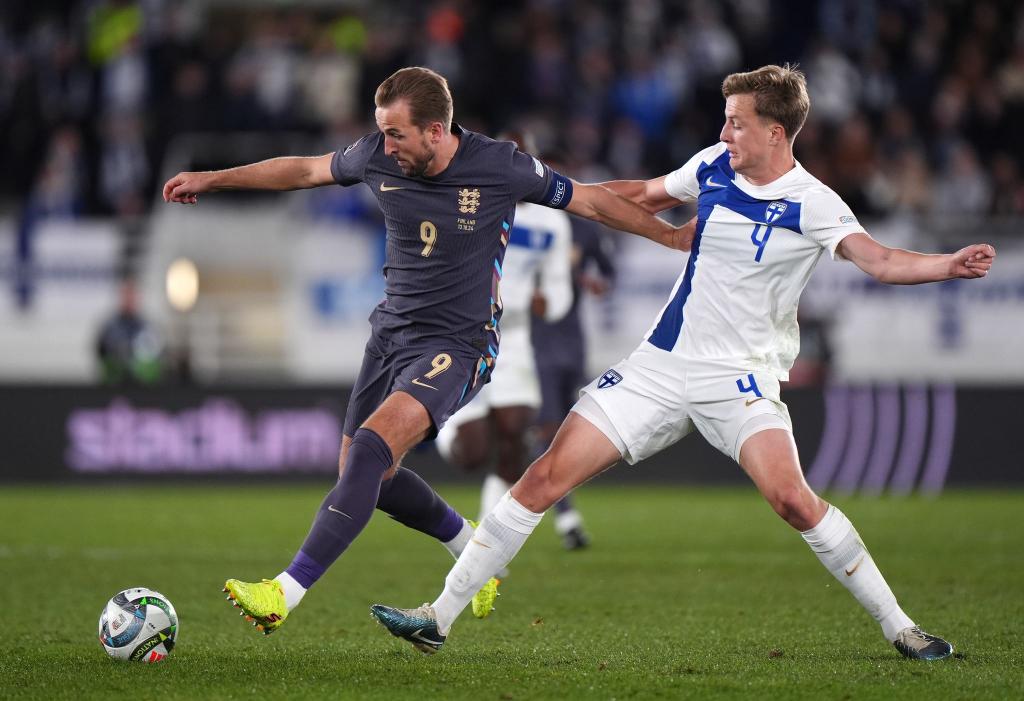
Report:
285,427,393,589
553,495,575,515
376,467,464,542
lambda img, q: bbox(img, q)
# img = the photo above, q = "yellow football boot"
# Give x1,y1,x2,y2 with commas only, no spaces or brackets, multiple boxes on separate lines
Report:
471,576,501,619
223,578,288,635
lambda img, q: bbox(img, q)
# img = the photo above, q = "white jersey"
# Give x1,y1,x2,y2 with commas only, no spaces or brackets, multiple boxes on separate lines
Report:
499,201,573,339
654,142,865,380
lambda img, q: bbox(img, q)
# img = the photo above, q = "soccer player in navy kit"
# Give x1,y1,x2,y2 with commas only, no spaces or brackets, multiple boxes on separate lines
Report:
163,67,688,635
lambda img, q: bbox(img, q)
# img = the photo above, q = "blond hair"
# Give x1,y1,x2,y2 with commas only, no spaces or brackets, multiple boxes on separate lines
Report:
722,64,809,142
375,67,453,132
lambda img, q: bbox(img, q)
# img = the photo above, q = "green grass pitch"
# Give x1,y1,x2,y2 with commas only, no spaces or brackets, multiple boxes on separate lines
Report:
3,484,1022,700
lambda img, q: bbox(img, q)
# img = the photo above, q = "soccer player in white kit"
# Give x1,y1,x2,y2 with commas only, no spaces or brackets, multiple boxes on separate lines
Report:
371,64,996,660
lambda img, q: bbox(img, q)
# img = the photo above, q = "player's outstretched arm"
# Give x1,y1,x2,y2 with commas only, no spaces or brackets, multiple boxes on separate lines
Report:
838,233,996,284
566,181,692,252
162,153,336,205
599,175,684,214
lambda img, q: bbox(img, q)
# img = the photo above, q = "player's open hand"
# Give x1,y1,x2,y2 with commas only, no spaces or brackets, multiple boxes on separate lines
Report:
162,172,212,205
672,217,698,252
950,243,996,279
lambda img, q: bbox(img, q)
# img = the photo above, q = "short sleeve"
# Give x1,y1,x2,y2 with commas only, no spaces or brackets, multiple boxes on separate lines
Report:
508,149,573,209
801,188,867,259
330,134,377,186
663,143,727,202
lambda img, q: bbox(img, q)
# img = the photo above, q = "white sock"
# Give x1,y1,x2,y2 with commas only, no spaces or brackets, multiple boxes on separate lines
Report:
479,474,511,522
801,504,915,641
274,571,307,611
442,518,474,560
554,509,583,535
431,491,544,634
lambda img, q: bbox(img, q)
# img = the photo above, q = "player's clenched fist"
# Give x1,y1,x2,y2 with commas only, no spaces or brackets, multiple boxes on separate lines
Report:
163,171,213,204
673,217,698,252
951,243,996,279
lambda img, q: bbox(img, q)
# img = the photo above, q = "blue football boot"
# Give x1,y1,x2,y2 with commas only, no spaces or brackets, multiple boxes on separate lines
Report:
893,626,953,660
371,603,446,654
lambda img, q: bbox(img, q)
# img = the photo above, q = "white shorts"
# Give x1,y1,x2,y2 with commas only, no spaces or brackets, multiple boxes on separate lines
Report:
435,327,541,457
573,344,792,464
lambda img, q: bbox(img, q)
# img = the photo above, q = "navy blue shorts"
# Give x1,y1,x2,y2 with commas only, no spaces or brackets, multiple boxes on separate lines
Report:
535,361,589,425
342,333,493,439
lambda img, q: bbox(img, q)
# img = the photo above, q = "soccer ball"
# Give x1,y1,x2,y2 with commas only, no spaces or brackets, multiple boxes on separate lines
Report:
98,587,178,663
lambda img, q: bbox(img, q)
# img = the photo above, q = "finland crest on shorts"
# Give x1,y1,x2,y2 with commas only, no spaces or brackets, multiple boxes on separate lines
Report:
597,369,623,388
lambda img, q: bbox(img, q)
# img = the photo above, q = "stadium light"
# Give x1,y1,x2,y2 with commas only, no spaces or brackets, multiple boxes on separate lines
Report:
166,257,199,312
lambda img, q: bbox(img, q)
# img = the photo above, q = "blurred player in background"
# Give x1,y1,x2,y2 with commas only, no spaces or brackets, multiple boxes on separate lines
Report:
529,150,618,551
163,66,690,637
372,64,996,660
435,132,586,596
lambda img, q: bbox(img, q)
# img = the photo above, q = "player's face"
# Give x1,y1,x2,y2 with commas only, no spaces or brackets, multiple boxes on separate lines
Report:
375,100,436,177
720,94,775,175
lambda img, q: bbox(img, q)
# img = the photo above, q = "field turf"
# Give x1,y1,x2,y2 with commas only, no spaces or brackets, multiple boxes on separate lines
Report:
3,484,1022,700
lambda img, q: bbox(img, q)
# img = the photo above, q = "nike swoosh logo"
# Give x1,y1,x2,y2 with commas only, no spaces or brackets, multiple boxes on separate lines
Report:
379,183,404,191
411,378,437,390
470,538,492,549
705,175,726,188
744,397,765,407
845,556,865,577
327,505,352,519
410,628,443,646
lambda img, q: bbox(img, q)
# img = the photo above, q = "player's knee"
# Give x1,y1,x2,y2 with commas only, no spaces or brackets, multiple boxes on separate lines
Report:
495,434,527,479
451,437,488,471
516,456,562,512
494,406,533,436
769,485,819,531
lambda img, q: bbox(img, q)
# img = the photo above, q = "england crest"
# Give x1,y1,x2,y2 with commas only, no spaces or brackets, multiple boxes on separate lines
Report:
597,369,623,388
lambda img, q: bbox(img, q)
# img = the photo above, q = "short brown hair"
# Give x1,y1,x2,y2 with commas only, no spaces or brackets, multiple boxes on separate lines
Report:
375,67,453,132
722,64,809,142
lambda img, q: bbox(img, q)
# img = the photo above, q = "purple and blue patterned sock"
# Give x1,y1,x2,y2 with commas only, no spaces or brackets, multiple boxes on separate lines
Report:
376,466,464,542
285,427,393,589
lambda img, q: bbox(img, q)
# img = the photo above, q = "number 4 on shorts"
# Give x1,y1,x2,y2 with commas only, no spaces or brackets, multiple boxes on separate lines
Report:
736,373,762,398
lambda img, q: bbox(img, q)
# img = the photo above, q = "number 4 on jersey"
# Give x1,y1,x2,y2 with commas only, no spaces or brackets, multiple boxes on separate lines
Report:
750,224,773,262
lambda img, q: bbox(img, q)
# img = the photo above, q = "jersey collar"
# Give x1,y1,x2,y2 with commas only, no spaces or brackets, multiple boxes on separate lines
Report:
733,160,806,199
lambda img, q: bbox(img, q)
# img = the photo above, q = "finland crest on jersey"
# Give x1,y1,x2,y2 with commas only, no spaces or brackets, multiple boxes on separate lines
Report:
765,201,787,222
649,142,867,380
598,369,622,388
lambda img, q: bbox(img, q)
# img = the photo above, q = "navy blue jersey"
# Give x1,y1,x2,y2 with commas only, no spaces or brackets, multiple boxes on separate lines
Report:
331,124,572,365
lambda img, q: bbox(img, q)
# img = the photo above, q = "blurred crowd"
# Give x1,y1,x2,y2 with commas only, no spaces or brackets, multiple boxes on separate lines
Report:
4,0,1024,221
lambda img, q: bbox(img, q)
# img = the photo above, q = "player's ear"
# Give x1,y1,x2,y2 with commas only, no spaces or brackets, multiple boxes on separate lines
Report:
427,121,444,143
769,123,786,146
